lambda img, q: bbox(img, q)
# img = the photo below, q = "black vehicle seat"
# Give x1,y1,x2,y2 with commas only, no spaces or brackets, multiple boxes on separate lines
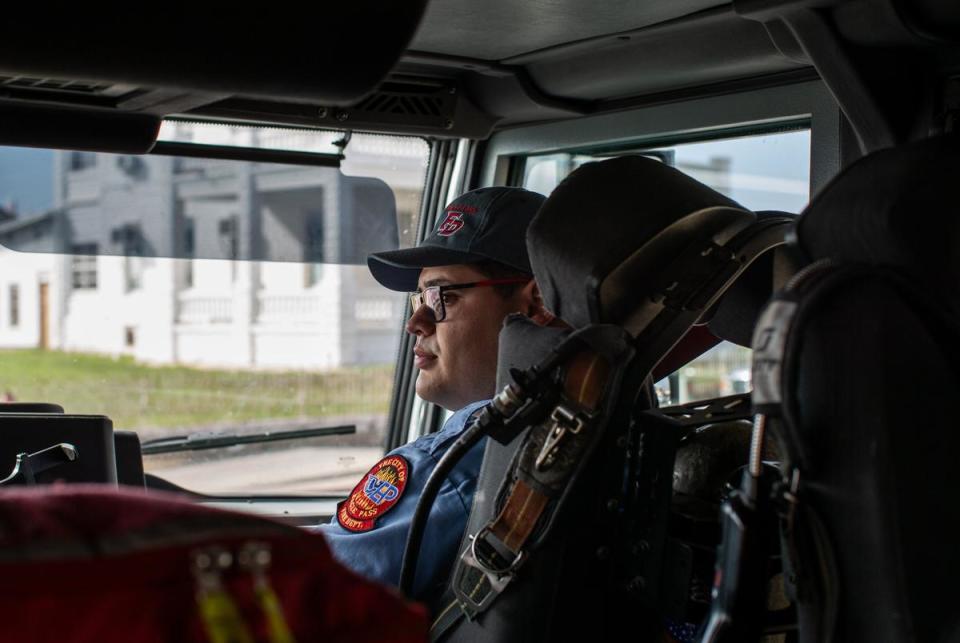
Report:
706,210,799,349
655,207,800,382
434,156,794,642
734,136,960,643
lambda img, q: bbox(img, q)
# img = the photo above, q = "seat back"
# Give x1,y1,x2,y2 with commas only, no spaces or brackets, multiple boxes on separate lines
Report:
746,137,960,643
437,156,792,641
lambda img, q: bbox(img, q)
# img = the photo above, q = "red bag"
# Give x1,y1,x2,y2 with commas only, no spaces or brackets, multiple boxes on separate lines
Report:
0,485,427,643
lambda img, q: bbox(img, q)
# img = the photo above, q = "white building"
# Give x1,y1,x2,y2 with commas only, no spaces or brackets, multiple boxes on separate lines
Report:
0,209,64,352
0,132,428,371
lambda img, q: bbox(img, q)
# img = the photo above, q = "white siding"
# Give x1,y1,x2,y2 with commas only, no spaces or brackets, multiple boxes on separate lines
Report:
0,247,58,350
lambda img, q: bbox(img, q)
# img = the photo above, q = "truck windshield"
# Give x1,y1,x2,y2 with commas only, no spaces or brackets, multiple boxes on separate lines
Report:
0,124,430,496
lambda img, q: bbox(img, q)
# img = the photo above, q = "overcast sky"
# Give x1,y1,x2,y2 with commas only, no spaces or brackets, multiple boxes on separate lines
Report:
0,147,54,216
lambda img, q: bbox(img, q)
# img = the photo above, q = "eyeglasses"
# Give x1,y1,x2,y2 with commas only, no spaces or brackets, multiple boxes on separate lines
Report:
409,278,529,322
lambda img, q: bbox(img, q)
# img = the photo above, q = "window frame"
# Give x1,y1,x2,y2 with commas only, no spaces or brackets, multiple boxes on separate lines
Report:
481,80,839,197
474,80,838,409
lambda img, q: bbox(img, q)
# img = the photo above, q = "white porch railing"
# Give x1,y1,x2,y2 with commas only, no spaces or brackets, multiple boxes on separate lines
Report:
257,294,321,321
178,295,233,324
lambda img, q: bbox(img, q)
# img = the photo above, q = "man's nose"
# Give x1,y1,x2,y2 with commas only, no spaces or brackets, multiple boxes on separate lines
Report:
405,303,436,336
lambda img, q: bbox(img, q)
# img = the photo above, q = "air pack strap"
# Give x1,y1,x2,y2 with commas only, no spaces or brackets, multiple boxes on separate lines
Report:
448,342,621,621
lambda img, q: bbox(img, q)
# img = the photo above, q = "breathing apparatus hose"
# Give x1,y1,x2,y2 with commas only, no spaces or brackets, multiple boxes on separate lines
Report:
398,416,489,596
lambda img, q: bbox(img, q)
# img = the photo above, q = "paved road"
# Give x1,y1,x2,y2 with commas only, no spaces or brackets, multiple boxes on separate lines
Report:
148,445,385,495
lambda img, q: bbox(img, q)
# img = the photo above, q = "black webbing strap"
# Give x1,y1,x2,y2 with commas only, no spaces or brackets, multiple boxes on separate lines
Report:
427,328,633,640
449,334,630,617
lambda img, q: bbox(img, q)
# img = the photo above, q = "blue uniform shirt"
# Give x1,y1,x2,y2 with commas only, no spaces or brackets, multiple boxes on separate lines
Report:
315,400,488,609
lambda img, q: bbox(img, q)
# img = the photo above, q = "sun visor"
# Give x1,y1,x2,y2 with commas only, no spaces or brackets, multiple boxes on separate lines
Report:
0,102,161,154
0,166,399,266
0,4,428,106
0,5,428,153
527,155,752,330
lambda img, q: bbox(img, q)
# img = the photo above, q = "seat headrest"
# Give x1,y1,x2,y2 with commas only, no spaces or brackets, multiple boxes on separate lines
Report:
527,155,748,330
707,211,797,347
795,136,960,309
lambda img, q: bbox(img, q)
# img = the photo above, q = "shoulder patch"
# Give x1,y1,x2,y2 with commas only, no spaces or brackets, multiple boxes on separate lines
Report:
337,455,410,533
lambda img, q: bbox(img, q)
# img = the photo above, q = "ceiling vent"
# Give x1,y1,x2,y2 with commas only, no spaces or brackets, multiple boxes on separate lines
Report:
0,76,113,94
317,80,457,130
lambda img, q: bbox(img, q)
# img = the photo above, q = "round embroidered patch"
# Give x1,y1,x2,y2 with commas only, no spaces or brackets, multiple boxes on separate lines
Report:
337,455,410,533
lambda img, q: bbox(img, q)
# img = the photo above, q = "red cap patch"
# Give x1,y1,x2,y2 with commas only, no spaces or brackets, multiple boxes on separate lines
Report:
436,211,465,236
336,455,410,533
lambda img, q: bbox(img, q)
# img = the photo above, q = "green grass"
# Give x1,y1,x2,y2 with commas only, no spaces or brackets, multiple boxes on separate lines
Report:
0,349,395,432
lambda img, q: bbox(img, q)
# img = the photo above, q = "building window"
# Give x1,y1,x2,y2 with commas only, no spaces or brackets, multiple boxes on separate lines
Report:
71,244,98,289
304,214,324,287
183,217,195,289
117,155,146,179
69,151,97,171
218,216,239,283
125,255,144,291
9,285,19,327
113,224,145,292
304,263,324,287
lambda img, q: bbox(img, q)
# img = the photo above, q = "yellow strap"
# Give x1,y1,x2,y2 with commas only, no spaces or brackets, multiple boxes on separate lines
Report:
255,582,297,643
197,588,256,643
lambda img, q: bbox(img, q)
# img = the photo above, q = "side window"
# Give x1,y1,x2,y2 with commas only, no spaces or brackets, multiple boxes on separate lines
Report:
520,129,811,404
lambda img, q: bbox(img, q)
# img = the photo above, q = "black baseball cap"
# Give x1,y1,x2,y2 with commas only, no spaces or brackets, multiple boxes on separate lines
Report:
367,186,546,292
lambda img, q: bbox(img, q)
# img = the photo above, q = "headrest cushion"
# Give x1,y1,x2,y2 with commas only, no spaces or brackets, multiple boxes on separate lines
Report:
796,136,960,310
527,155,744,329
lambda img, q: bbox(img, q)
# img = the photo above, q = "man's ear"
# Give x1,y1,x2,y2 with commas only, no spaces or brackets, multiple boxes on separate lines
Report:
520,279,556,326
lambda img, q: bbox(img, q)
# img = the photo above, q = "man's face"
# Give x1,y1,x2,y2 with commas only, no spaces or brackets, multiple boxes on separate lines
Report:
406,264,527,411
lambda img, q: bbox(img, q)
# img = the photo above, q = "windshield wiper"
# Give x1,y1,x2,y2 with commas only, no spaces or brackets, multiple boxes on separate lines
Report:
141,425,356,455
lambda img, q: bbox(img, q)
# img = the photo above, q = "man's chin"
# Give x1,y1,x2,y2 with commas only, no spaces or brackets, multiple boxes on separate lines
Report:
419,384,490,413
418,374,469,411
415,374,445,407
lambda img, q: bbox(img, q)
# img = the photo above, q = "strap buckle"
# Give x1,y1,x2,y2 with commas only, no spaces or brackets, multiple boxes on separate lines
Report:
452,527,525,617
775,467,801,522
535,404,586,471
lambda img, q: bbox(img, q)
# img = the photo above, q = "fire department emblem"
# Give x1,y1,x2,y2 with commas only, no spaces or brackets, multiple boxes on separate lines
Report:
437,211,465,236
336,455,410,532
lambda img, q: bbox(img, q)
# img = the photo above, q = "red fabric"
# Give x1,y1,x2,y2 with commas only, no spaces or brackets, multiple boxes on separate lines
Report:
0,485,427,643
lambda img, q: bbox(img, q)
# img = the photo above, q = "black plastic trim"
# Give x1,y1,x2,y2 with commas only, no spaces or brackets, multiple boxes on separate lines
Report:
150,141,342,167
